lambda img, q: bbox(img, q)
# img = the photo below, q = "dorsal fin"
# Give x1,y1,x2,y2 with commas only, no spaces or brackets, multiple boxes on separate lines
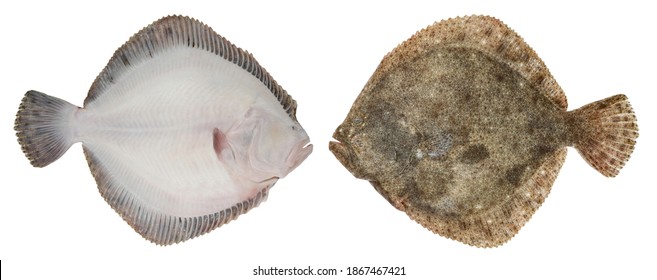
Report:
373,15,568,110
85,15,298,119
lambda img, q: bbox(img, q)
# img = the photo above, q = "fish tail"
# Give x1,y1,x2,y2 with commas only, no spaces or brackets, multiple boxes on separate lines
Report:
570,94,638,177
14,90,80,167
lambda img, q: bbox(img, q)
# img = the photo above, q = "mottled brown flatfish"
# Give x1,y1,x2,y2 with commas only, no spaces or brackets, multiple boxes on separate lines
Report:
15,16,313,245
329,15,638,247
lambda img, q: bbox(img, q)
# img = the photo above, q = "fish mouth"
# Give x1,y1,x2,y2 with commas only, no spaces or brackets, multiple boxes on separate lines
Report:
286,138,313,172
329,138,355,173
329,124,355,170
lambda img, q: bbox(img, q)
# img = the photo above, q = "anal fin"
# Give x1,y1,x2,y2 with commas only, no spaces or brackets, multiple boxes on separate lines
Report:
84,147,270,245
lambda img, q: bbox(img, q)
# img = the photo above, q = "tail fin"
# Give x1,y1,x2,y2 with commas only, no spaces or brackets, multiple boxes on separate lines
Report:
14,90,79,167
571,94,638,177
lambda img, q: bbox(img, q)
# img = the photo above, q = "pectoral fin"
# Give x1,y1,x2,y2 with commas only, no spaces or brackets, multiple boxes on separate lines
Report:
213,128,234,162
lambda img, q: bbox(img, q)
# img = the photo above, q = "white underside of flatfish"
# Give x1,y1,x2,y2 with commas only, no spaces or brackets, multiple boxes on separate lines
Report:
78,47,290,216
15,16,312,244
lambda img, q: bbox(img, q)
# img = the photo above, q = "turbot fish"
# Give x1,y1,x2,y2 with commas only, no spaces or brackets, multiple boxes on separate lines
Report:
329,15,638,247
15,16,312,245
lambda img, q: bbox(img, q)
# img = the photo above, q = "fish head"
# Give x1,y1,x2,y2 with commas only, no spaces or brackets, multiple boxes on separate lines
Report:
249,116,312,181
330,102,422,182
329,115,373,180
216,108,311,186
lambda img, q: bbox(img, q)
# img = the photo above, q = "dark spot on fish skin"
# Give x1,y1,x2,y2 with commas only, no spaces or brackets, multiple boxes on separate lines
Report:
495,73,505,82
495,42,507,54
483,27,493,36
529,91,541,104
460,144,490,164
506,164,527,185
165,27,174,37
533,74,545,85
120,54,131,66
461,92,473,103
531,145,555,160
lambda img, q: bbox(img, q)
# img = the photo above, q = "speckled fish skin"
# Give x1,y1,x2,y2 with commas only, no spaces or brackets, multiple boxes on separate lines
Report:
329,15,638,247
14,16,312,245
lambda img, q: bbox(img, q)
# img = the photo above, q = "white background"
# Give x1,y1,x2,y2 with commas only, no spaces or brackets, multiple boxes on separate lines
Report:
1,1,655,279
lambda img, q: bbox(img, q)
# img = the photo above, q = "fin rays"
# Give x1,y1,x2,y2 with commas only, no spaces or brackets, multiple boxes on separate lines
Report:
84,147,269,245
371,15,567,111
571,94,638,177
86,15,298,120
407,148,567,247
14,90,79,167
